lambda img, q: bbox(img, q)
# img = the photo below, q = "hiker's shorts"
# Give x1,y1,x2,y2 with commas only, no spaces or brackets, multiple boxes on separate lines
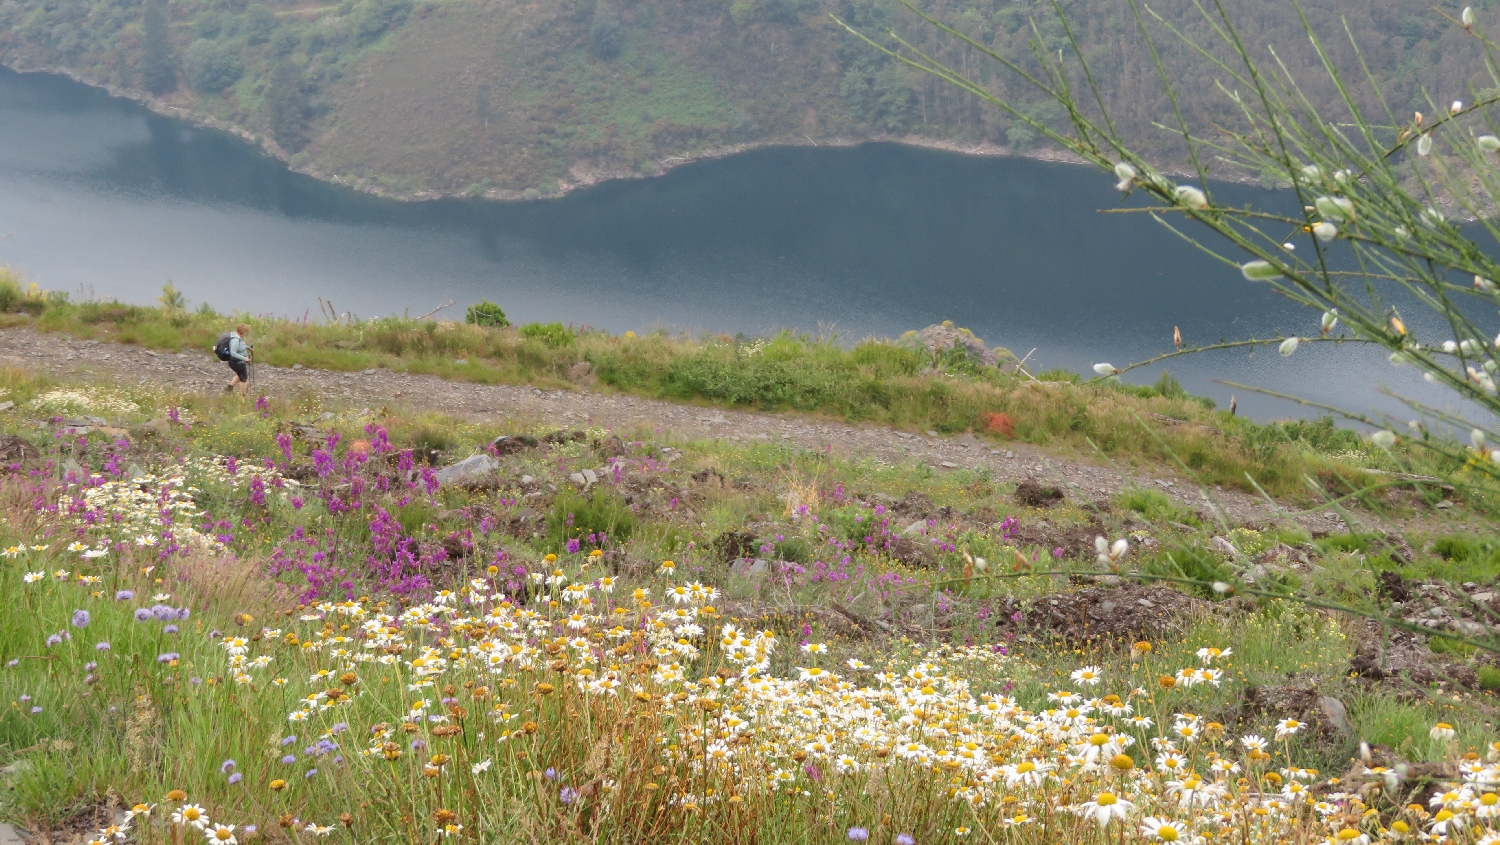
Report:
228,360,248,381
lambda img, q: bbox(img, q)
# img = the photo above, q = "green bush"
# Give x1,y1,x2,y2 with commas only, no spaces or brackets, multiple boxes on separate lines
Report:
1115,487,1191,524
0,272,19,313
465,301,510,328
520,322,574,348
1479,666,1500,692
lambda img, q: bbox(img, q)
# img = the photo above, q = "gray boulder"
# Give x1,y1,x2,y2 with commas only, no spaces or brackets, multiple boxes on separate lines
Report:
433,454,499,487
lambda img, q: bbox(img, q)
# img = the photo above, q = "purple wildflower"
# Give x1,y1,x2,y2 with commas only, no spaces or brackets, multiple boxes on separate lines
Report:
847,828,869,842
71,609,89,628
115,590,133,601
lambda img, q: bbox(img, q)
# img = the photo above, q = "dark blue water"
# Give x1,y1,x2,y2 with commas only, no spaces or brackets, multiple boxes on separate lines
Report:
0,66,1475,423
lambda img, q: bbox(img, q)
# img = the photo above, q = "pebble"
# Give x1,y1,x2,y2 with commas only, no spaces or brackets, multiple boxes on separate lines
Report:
363,368,377,375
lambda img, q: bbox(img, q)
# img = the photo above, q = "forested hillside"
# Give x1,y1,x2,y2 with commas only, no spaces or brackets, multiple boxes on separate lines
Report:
0,0,1494,197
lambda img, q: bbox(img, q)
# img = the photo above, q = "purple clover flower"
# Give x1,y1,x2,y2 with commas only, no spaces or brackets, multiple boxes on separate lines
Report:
70,609,89,628
847,828,869,842
114,590,133,601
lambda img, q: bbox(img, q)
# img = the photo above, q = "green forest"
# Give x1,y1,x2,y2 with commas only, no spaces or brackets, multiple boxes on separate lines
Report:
0,0,1494,196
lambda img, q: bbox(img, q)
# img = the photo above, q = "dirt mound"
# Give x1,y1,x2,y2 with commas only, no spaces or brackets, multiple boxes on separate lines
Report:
1350,621,1480,691
1011,521,1104,559
1015,479,1064,508
994,584,1210,643
0,434,40,465
712,530,757,563
1221,683,1352,745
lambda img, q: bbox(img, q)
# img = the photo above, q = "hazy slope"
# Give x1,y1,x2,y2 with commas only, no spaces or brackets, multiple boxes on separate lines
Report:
1,0,1495,197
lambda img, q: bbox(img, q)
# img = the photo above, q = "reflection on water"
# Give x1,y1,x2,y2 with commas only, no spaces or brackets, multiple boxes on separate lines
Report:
0,66,1485,423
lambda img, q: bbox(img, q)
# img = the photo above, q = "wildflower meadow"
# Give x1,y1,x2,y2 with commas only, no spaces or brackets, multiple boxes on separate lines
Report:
0,364,1495,845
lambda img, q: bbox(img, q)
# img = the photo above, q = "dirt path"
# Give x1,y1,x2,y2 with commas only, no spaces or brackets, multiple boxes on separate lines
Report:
0,326,1399,536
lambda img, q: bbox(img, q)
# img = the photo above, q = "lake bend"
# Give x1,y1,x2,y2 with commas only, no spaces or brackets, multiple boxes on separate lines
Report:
0,65,1481,424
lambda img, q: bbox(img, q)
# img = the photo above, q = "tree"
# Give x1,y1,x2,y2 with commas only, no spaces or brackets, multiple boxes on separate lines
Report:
140,0,176,95
589,2,621,60
465,301,509,328
350,0,412,45
183,38,242,93
244,4,276,45
266,61,308,151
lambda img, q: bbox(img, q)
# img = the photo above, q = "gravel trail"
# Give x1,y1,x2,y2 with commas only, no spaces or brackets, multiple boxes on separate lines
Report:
0,326,1381,534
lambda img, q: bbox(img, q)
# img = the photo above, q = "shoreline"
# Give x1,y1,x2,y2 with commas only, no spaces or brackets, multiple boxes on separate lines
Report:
2,62,1261,203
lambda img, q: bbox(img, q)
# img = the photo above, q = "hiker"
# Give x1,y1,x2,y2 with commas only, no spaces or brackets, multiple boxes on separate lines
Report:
216,323,253,395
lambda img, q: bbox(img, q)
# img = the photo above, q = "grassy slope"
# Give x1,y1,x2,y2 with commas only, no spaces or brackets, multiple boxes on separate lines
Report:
0,269,1484,513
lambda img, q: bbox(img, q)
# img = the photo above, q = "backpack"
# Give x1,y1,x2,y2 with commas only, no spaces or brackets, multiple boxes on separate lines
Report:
214,334,234,362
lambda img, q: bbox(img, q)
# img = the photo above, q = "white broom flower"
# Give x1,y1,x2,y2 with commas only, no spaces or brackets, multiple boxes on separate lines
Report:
1093,363,1118,376
1314,196,1353,220
1113,162,1137,191
1417,133,1433,156
1371,430,1397,449
1279,337,1300,356
1312,221,1337,241
1172,185,1208,209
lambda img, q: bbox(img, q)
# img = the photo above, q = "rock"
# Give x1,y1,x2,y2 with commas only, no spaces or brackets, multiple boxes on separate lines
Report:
582,468,598,485
292,363,304,370
569,472,590,488
0,401,13,412
520,475,535,485
363,368,377,375
454,359,468,365
1210,536,1241,557
1318,696,1353,736
432,454,499,487
939,461,959,469
913,323,1000,367
566,361,593,381
902,520,928,537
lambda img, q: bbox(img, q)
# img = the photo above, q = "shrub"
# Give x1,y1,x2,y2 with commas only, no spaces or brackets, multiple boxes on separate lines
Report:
0,270,20,313
520,322,574,348
465,301,509,328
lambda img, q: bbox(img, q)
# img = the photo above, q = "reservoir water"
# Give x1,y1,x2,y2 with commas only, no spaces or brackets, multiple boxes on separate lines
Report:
0,66,1479,423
